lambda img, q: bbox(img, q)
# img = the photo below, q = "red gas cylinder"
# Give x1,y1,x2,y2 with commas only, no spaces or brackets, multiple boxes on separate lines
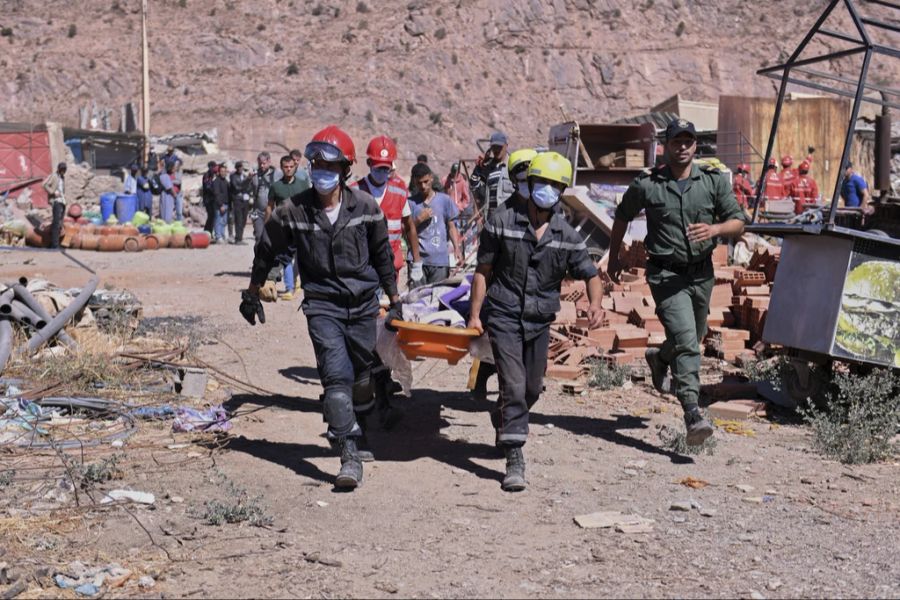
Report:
188,232,210,249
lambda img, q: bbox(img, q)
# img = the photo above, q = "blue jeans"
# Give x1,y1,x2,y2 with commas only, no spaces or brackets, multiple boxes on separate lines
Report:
284,263,294,292
213,207,226,240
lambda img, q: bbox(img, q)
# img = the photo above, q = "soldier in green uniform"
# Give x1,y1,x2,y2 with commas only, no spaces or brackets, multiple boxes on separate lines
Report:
607,119,746,446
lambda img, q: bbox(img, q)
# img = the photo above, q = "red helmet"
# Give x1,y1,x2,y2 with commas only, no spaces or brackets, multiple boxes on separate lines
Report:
767,157,777,167
781,154,793,168
799,160,810,172
304,125,356,164
366,135,397,167
738,163,750,173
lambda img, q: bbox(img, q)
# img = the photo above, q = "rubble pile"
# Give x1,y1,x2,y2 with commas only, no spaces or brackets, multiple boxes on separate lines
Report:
546,243,780,382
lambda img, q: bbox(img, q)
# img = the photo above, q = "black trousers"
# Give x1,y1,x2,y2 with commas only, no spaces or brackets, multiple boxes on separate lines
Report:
203,199,216,233
232,200,249,242
487,318,550,447
306,308,377,438
50,202,66,249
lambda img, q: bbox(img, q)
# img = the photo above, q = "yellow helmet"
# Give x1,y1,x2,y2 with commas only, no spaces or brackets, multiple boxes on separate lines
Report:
507,148,538,175
527,151,573,187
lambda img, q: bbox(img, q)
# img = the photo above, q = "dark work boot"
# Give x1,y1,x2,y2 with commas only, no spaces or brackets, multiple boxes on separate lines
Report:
335,438,364,489
645,348,672,395
356,416,374,463
684,406,714,447
501,446,526,492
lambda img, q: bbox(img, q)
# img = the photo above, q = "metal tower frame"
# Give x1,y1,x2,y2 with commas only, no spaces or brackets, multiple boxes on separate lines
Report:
750,0,899,228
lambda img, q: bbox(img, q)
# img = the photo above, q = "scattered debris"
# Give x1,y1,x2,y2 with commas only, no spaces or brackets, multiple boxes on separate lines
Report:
574,511,655,532
679,476,709,489
101,490,155,505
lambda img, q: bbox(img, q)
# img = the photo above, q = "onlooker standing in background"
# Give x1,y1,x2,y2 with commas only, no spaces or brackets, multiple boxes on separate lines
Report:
201,161,219,234
407,163,462,284
251,152,281,242
229,161,253,244
444,162,471,215
212,162,230,243
288,148,311,188
840,162,871,211
42,162,67,249
172,160,184,222
266,155,309,300
123,163,138,195
136,165,153,215
159,162,177,223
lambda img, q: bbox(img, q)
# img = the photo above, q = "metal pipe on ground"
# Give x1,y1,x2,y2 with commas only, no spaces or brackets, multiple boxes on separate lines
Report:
11,283,77,348
24,275,98,355
0,320,12,374
1,300,47,329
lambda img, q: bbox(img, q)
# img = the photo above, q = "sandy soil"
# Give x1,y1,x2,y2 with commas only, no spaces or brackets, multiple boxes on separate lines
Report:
0,245,898,599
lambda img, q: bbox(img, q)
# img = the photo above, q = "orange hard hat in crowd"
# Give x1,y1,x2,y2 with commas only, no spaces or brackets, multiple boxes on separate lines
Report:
738,163,750,173
781,154,793,168
799,161,810,172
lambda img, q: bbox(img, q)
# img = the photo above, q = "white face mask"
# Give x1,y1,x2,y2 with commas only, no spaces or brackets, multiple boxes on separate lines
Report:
517,181,531,199
531,182,561,210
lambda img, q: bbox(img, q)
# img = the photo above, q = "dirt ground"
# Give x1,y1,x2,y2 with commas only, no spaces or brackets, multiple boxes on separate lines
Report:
1,245,898,599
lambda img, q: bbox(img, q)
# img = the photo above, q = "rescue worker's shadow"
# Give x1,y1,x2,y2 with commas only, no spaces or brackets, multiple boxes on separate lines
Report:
222,392,336,485
368,389,504,482
278,366,320,386
528,412,695,464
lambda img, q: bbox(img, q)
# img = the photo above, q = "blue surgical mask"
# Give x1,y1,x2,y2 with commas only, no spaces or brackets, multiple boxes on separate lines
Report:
369,167,390,186
531,182,560,209
311,168,340,194
517,181,531,199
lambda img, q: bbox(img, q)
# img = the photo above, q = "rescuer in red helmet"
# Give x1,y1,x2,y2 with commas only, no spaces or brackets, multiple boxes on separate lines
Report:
732,163,754,210
779,154,798,195
790,160,820,214
241,125,401,490
352,135,423,285
761,157,785,207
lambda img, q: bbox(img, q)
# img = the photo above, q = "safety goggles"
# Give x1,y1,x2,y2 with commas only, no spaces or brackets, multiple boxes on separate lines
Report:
304,141,345,163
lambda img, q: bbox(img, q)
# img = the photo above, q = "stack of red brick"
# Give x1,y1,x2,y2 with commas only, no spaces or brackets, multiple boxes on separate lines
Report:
545,241,781,381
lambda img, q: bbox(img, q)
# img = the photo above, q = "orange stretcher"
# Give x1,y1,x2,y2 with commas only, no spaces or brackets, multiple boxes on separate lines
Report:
391,320,481,365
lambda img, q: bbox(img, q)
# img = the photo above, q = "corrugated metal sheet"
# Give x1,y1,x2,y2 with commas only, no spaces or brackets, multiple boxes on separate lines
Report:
717,95,853,202
0,128,51,208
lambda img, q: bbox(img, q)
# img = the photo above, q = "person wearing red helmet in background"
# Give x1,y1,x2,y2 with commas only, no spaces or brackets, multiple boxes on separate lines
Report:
352,135,423,286
240,125,400,490
779,154,798,197
791,160,820,215
732,163,754,210
760,158,786,207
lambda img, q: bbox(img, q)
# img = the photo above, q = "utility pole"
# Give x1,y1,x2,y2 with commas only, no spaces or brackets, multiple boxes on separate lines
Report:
141,0,151,164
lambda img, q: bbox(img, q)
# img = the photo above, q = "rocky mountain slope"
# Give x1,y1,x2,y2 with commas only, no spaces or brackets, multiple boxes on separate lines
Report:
2,0,897,173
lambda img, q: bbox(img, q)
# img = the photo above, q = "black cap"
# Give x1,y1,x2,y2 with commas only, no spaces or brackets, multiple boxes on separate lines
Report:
665,118,697,140
57,162,67,170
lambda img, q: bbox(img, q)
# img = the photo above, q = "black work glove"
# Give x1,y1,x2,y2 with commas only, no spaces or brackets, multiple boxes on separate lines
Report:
239,289,266,325
384,301,403,332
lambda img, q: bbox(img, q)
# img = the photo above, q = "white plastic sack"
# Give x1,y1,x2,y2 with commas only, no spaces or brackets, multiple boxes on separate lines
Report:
468,332,495,364
375,320,413,397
